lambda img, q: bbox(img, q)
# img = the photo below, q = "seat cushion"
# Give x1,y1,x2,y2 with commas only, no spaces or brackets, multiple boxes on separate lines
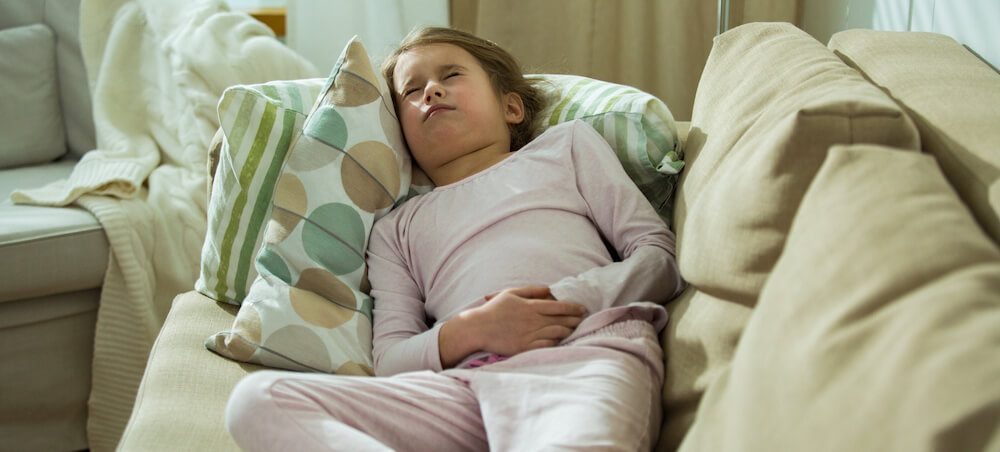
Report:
0,160,108,302
679,144,1000,452
829,29,1000,246
120,291,257,452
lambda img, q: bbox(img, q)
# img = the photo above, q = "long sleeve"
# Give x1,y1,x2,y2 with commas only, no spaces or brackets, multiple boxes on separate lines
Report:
366,218,444,376
548,122,685,308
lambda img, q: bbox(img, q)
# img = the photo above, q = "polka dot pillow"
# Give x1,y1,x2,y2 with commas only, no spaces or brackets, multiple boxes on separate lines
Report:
206,37,411,375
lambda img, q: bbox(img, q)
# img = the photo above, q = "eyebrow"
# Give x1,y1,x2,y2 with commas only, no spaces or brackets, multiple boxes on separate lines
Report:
397,64,466,95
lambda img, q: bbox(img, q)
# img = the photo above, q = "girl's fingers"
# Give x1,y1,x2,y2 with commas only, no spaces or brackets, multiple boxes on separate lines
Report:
533,299,588,317
535,324,574,340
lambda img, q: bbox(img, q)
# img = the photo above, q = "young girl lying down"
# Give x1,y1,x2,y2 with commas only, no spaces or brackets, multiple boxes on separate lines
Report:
226,27,685,451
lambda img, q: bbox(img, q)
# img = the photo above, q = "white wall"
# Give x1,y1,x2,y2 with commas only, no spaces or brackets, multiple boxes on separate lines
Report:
801,0,1000,71
286,0,449,75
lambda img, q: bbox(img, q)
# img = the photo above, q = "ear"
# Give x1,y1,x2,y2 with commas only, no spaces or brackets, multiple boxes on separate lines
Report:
503,92,525,125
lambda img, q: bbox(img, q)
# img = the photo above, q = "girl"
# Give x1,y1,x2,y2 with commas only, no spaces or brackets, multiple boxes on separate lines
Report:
226,27,684,451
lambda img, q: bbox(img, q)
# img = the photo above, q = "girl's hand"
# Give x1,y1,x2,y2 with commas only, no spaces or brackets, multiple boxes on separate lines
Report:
438,286,588,367
475,286,588,356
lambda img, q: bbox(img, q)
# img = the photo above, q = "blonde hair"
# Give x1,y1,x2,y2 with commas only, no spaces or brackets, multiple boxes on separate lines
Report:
381,27,546,152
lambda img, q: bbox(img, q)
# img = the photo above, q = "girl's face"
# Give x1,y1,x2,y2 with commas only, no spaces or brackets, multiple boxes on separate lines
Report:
393,43,522,179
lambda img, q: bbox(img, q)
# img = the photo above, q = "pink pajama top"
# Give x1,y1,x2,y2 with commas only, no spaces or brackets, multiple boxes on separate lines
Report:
366,120,685,376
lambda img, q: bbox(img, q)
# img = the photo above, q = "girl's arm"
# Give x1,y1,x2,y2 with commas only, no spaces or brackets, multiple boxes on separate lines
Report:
549,121,686,308
367,219,448,376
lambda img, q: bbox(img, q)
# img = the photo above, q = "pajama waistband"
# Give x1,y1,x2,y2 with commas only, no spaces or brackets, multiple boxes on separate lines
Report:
564,318,657,346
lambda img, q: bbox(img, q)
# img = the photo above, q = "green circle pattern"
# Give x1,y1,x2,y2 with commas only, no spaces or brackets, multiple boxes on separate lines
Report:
257,247,292,284
306,106,348,150
302,202,366,275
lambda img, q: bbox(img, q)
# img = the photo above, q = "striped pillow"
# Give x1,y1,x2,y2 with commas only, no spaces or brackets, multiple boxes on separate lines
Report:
206,37,410,374
532,74,684,227
196,78,325,305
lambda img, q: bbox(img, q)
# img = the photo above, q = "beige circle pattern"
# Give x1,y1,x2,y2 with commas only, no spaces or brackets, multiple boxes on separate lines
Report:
225,304,262,361
266,173,308,244
287,131,345,171
325,43,381,108
342,141,401,212
264,325,332,371
323,42,381,108
336,361,375,376
289,282,356,329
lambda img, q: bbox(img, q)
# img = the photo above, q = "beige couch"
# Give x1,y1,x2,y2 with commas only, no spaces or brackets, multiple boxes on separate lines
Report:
119,23,1000,451
0,1,103,450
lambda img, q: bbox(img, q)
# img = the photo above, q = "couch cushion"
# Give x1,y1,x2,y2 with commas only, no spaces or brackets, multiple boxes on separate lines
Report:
676,22,920,306
0,23,66,168
658,286,751,451
661,22,921,447
119,291,252,452
829,29,1000,246
679,144,1000,452
0,0,95,159
0,161,108,302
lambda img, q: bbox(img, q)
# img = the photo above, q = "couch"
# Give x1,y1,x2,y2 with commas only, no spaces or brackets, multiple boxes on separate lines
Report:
118,22,1000,451
0,1,103,451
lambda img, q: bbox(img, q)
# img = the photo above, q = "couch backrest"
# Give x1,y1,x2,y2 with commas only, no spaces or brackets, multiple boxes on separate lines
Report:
829,29,1000,247
0,0,95,160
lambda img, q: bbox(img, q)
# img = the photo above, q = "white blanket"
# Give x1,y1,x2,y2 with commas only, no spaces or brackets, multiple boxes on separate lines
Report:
11,0,318,449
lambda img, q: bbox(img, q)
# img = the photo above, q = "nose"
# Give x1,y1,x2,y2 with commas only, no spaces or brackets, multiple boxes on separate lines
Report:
423,81,444,103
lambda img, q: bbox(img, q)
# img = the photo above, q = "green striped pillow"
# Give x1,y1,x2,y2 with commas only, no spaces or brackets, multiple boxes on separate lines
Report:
196,79,326,305
531,74,684,226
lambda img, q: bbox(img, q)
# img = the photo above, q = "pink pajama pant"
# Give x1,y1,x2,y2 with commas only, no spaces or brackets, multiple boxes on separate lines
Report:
226,318,664,451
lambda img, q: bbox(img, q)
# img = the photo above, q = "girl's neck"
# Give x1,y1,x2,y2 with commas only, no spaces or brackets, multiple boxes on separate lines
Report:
424,142,513,186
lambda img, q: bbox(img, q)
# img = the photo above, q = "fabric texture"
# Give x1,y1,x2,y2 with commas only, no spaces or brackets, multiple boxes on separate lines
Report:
679,144,1000,452
828,29,1000,246
7,1,320,449
368,121,679,376
227,318,664,452
675,21,919,307
196,78,325,304
118,291,255,452
659,22,921,450
0,23,66,168
206,37,411,375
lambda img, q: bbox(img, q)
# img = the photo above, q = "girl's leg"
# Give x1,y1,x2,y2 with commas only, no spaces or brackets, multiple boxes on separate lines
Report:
453,319,664,452
226,369,488,452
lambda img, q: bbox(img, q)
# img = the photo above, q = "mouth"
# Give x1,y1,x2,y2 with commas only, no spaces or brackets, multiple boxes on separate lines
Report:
423,104,454,121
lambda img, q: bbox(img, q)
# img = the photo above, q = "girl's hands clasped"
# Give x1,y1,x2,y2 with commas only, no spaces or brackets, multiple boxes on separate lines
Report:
438,286,588,368
474,286,588,356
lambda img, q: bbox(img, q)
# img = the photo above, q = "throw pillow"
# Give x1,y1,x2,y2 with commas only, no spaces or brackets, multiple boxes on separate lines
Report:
206,36,411,375
196,77,326,304
0,23,66,169
679,144,1000,452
